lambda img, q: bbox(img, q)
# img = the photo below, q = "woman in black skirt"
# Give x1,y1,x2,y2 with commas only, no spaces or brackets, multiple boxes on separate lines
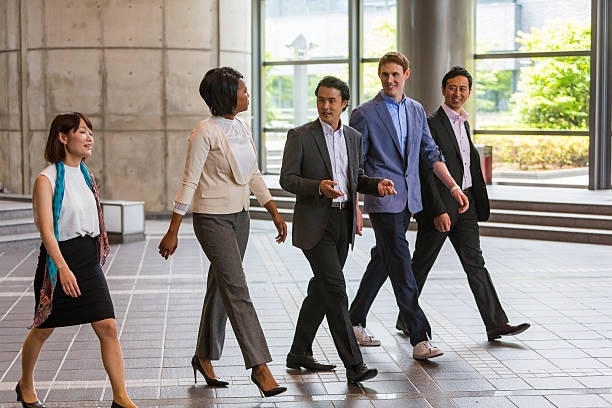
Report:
16,112,137,408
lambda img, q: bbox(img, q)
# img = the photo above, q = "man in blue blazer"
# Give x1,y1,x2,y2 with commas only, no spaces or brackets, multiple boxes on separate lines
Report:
348,52,469,360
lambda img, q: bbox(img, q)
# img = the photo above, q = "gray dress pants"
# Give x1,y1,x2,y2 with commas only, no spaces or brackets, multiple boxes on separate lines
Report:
193,211,272,369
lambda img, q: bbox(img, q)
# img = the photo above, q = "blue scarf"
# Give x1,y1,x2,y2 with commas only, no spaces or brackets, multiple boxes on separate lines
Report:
46,161,94,284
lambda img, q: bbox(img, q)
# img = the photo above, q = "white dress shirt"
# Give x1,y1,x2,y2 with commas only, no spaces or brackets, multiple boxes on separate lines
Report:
319,118,349,203
441,103,472,190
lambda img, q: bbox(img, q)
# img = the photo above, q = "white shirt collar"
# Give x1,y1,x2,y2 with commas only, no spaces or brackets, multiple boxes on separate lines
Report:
319,117,344,137
442,103,469,122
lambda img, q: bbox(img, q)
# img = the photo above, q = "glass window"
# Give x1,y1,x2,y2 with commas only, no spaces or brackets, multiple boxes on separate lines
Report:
476,0,591,53
264,64,349,129
264,0,349,62
475,56,590,131
473,134,588,172
362,0,397,58
361,62,381,102
260,0,396,174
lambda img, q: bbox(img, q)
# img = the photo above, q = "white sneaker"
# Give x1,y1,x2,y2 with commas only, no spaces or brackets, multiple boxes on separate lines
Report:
352,325,381,346
412,340,443,360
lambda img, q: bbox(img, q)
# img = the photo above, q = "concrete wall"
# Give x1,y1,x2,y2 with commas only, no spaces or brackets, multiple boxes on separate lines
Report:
0,0,252,213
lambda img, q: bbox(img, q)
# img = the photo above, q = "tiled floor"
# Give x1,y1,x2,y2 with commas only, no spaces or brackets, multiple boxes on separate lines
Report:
1,218,612,407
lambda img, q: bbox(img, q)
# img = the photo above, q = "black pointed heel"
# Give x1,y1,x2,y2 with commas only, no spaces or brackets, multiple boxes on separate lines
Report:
110,402,125,408
250,374,287,397
15,382,46,408
191,355,229,386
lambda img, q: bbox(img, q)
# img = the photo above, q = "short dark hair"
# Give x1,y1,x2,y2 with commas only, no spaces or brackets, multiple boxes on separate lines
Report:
314,76,350,111
199,67,243,116
442,66,473,90
44,112,93,163
378,51,410,73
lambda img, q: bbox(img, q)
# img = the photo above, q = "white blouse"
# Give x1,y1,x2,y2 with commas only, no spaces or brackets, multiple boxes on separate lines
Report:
215,116,257,180
36,164,100,241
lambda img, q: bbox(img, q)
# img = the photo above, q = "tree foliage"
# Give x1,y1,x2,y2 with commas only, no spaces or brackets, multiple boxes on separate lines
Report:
511,20,590,130
476,69,512,112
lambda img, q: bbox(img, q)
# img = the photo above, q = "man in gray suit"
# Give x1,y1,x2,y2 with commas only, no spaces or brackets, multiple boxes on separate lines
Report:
280,76,396,383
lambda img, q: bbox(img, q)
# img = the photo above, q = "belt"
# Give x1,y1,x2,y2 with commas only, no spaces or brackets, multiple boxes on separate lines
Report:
462,187,472,195
330,201,351,209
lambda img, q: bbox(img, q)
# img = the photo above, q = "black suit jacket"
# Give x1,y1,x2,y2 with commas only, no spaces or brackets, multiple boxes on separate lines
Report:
280,119,381,250
416,106,490,223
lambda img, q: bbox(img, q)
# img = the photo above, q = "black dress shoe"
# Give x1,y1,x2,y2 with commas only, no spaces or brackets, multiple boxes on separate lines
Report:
15,382,46,408
191,355,229,386
346,363,378,383
395,317,410,336
487,323,531,341
286,352,336,371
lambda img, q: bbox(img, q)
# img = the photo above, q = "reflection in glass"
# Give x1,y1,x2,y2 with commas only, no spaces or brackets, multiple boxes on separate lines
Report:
476,0,590,53
362,0,397,58
264,0,348,61
475,56,590,130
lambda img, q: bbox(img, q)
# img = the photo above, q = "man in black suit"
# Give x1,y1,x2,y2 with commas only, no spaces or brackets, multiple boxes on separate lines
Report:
397,67,530,341
280,76,396,383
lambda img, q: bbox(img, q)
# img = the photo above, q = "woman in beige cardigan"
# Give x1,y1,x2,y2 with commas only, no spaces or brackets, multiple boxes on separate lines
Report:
159,67,287,397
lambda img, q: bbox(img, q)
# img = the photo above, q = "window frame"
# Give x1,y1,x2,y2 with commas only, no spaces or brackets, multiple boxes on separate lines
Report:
473,0,611,189
252,0,396,173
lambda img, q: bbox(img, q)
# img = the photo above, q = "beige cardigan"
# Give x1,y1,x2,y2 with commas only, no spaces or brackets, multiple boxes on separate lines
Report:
174,117,272,214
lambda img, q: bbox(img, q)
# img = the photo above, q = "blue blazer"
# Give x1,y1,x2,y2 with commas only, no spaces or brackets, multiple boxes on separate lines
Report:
350,92,444,214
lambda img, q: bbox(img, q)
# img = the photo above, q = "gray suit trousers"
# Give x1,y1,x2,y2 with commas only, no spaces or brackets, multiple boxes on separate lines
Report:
193,211,272,369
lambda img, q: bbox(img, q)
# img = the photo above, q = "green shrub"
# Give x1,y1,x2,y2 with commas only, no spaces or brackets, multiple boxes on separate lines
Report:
473,134,588,170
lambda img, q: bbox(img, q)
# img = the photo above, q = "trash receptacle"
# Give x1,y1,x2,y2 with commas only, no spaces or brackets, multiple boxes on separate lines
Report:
474,144,493,185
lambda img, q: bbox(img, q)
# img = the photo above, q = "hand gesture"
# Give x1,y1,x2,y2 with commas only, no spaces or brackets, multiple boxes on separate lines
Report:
319,180,344,199
273,215,287,243
451,188,469,213
59,266,81,297
159,231,178,259
433,213,451,232
377,179,397,196
355,204,363,236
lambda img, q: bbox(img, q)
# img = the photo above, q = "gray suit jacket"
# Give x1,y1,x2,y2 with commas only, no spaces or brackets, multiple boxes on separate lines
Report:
280,119,381,250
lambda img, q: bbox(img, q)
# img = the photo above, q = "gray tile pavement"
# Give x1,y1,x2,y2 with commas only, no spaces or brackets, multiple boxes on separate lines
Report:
1,218,612,407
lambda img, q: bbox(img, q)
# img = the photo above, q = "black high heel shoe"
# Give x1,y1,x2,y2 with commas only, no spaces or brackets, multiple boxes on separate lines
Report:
250,374,287,397
191,355,229,386
15,382,46,408
110,402,125,408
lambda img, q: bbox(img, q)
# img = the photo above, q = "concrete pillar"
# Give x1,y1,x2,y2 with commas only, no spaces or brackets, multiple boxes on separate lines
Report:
0,0,23,194
397,0,475,115
0,0,251,212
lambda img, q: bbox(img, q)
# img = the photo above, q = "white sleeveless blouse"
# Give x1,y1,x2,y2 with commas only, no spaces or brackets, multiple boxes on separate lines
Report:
36,164,100,241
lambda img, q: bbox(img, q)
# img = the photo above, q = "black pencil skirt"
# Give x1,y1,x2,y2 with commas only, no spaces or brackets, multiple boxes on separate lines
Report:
34,235,115,328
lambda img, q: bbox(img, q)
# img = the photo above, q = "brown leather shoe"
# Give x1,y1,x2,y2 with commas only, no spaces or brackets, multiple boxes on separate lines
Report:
487,323,531,341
